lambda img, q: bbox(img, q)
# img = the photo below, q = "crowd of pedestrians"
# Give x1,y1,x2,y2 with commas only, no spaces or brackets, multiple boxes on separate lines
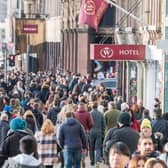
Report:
0,70,167,168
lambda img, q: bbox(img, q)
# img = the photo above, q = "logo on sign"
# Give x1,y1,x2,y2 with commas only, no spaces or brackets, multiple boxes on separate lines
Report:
100,47,113,58
84,0,96,15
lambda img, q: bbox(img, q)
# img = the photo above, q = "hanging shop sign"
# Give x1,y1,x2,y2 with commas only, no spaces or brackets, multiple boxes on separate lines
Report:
90,44,145,61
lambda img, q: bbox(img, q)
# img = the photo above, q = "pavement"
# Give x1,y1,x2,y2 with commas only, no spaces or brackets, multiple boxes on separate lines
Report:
54,156,106,168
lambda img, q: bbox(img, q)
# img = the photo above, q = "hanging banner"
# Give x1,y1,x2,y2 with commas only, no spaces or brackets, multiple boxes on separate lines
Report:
78,0,108,31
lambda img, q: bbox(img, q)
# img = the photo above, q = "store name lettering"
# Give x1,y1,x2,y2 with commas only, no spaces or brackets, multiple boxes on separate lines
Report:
119,49,140,55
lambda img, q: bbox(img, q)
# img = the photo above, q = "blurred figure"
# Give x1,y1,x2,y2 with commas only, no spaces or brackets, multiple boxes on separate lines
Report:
128,155,147,168
0,117,32,166
108,141,130,168
144,158,167,168
89,101,105,166
2,135,42,168
104,101,120,133
23,110,37,134
35,119,58,168
0,112,10,144
58,112,87,168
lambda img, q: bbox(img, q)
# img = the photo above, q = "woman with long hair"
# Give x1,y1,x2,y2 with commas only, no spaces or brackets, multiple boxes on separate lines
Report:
23,110,37,134
35,119,58,168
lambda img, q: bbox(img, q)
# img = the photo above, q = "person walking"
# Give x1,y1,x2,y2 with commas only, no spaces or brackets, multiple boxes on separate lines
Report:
58,112,87,168
35,119,59,168
89,101,105,167
0,112,10,144
2,135,43,168
0,117,32,166
103,112,139,164
104,101,120,133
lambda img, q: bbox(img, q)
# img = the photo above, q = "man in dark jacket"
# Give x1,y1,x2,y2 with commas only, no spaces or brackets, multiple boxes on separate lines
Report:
89,101,105,166
0,113,10,145
103,112,139,164
58,112,87,168
0,117,32,166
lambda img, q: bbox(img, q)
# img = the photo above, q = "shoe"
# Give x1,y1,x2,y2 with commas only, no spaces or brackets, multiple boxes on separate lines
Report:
90,162,94,166
95,162,101,168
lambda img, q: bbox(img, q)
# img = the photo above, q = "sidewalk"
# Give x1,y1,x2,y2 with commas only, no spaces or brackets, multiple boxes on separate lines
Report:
54,156,106,168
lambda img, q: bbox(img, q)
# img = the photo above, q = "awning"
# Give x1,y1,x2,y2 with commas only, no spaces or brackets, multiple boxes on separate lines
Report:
90,44,145,61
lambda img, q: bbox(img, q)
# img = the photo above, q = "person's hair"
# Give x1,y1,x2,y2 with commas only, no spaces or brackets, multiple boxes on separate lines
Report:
108,101,116,109
90,101,98,109
131,104,139,113
41,119,55,135
109,141,131,157
144,158,167,168
143,109,150,116
23,110,36,121
128,109,135,122
153,108,162,118
65,111,75,118
0,112,8,121
19,135,37,155
128,155,147,168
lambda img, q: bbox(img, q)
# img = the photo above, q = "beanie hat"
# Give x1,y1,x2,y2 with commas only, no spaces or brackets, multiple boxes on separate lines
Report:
141,119,151,130
117,112,131,126
10,117,27,131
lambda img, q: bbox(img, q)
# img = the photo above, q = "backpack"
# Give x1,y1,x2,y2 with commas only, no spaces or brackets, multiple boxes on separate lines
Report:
2,158,44,168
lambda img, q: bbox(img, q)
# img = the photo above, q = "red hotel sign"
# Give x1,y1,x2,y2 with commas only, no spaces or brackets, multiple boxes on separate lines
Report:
90,44,145,60
22,24,38,33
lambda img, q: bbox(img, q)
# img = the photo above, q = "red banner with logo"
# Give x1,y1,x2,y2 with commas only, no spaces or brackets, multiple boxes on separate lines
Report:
78,0,108,31
90,44,145,60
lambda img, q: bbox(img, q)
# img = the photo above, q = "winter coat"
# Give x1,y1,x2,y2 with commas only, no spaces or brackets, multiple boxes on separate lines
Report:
2,154,43,168
0,130,32,167
47,106,60,125
103,126,139,163
152,118,168,143
0,120,10,144
58,118,87,149
104,109,120,133
35,132,58,166
90,109,105,134
75,110,94,133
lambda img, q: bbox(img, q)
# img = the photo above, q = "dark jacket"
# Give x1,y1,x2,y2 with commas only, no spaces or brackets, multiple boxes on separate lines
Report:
58,118,87,149
0,130,32,166
47,106,60,125
90,109,105,134
0,120,10,144
103,126,139,163
152,118,168,143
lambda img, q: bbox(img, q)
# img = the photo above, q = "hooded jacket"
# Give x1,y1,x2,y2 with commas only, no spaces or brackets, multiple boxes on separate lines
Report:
58,118,87,149
2,153,43,168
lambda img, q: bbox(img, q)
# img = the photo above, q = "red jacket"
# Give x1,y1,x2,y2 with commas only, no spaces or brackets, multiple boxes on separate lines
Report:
75,110,94,133
131,119,140,132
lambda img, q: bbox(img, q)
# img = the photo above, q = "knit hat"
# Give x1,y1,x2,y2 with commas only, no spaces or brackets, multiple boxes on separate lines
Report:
10,117,27,131
141,119,151,130
117,112,131,126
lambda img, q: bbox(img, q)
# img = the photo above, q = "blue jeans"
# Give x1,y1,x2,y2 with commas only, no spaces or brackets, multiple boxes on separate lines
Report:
63,148,82,168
